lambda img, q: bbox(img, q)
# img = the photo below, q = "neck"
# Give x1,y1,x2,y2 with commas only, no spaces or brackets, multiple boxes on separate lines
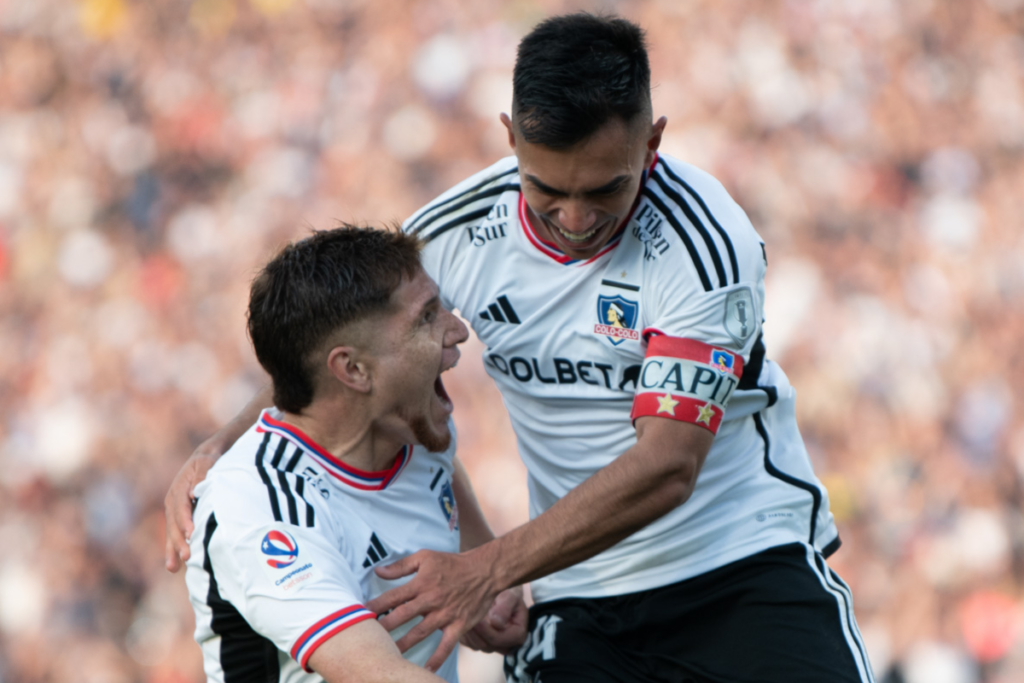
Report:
281,399,406,473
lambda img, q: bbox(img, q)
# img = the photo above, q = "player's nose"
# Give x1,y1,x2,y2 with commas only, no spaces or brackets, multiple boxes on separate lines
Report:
443,308,469,347
557,201,597,233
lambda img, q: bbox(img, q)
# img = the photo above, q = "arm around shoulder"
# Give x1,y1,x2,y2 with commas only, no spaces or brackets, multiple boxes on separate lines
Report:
164,382,274,572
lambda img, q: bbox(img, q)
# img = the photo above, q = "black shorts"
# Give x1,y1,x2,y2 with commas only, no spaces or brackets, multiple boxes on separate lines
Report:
504,543,874,683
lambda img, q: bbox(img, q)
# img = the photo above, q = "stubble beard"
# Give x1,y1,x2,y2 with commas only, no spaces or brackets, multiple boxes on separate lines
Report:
409,414,451,453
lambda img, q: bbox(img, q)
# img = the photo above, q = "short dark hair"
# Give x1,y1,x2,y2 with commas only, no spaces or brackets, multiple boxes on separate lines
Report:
248,225,422,414
512,13,651,149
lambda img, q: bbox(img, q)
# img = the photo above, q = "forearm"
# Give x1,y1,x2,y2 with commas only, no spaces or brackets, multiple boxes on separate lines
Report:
310,620,446,682
203,382,274,454
451,457,495,551
479,420,712,590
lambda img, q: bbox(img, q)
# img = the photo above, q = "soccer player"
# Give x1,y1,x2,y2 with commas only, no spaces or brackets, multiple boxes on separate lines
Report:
168,14,873,683
183,227,525,683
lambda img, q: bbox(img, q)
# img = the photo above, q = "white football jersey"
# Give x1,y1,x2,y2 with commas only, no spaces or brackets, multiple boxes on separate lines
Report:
186,409,461,682
405,153,839,602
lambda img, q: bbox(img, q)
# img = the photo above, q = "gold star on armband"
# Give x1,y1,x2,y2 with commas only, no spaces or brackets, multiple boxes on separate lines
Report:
695,402,715,426
657,393,680,416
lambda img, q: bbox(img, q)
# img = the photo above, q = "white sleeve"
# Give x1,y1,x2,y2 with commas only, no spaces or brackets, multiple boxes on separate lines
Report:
632,204,765,433
207,519,375,672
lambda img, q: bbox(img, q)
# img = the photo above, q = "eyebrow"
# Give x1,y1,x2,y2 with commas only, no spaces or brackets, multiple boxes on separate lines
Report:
414,294,440,322
525,174,630,197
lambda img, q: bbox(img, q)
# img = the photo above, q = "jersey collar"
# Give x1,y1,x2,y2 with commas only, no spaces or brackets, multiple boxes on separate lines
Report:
256,410,411,491
518,154,656,266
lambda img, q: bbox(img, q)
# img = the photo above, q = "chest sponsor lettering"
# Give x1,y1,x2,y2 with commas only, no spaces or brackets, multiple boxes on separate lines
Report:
632,205,670,261
487,352,641,392
466,204,510,247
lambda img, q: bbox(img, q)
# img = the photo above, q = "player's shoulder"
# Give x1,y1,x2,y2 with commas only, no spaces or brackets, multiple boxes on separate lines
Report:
647,154,755,236
193,428,286,530
403,156,520,243
639,153,764,290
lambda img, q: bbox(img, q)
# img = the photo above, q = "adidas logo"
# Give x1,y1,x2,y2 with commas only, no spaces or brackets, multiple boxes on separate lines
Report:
479,295,521,324
361,532,389,568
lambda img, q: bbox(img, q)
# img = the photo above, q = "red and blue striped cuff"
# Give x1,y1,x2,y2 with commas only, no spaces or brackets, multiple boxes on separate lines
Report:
291,605,376,671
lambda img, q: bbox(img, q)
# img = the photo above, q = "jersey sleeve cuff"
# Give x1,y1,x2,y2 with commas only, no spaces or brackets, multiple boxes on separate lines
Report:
291,605,376,672
630,333,744,434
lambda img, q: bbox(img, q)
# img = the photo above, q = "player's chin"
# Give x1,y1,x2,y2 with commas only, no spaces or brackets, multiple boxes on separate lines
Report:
411,412,451,453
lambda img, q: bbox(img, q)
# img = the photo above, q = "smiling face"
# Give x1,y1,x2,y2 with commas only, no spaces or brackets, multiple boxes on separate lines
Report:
367,267,468,452
505,113,667,261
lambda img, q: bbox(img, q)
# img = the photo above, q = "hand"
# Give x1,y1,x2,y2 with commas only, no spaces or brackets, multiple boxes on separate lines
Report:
163,443,221,572
460,587,528,654
366,548,501,672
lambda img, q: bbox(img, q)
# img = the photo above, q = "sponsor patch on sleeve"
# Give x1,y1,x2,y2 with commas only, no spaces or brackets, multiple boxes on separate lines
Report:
630,335,744,433
258,527,320,593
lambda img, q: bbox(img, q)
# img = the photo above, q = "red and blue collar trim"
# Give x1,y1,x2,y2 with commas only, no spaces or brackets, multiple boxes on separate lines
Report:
518,155,657,266
256,411,411,491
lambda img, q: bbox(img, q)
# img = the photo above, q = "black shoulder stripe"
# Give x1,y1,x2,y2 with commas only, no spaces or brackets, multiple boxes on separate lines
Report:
284,446,303,473
642,187,713,292
260,439,315,528
656,160,740,284
650,169,728,288
254,433,283,522
276,470,299,525
294,477,315,527
407,166,519,235
269,437,288,468
411,184,516,238
420,205,489,244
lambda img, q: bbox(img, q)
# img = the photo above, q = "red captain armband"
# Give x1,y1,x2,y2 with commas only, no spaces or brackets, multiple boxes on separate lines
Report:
630,333,744,434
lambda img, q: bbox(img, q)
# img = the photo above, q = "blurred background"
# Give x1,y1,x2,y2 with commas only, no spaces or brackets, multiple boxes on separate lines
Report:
0,0,1022,681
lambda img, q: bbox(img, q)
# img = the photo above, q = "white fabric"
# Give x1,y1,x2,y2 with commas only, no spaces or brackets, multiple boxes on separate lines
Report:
185,409,460,682
406,153,838,602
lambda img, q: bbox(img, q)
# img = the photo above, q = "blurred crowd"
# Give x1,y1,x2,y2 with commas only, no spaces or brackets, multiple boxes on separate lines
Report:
0,0,1022,681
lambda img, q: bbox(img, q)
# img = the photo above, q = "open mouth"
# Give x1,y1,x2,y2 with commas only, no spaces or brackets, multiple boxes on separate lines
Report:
434,375,453,412
554,223,601,244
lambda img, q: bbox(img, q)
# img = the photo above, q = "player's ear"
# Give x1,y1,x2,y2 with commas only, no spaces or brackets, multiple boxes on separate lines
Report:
499,113,516,150
644,116,668,165
327,346,372,393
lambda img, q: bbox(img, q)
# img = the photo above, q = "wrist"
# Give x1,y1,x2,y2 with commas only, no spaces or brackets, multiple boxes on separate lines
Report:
467,536,518,594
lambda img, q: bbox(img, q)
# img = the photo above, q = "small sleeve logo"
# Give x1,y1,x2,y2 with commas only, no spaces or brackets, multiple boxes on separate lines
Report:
261,529,299,568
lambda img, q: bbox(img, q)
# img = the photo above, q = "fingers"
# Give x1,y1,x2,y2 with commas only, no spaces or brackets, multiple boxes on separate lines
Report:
372,554,419,580
466,621,527,654
366,576,419,619
487,589,517,628
460,628,492,652
164,535,182,573
394,615,443,654
374,599,426,633
164,475,193,573
164,451,215,573
423,627,461,673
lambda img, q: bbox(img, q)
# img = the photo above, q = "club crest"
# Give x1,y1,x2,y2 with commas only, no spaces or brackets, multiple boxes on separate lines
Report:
710,349,735,374
594,294,640,345
438,480,459,531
